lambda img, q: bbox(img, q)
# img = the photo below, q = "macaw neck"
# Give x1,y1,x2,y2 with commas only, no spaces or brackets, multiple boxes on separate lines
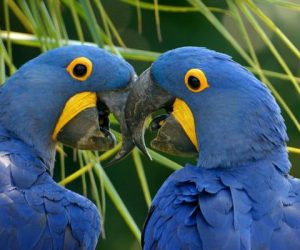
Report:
0,124,55,175
0,81,59,173
192,108,290,171
189,88,289,170
195,147,291,173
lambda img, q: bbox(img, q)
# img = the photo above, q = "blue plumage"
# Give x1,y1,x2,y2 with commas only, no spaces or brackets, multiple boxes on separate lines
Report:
0,45,135,249
143,154,300,250
0,126,100,249
0,45,134,171
139,47,299,249
151,47,288,169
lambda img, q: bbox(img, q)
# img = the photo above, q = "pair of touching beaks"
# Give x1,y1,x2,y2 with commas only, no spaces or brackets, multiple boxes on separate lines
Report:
56,67,197,166
112,68,198,165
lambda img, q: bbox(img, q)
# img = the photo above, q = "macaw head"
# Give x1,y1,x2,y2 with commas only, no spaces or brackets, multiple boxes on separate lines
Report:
125,47,289,169
0,45,135,171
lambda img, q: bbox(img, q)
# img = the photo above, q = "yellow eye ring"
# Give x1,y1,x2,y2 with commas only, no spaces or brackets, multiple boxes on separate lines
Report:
67,57,93,81
184,69,209,92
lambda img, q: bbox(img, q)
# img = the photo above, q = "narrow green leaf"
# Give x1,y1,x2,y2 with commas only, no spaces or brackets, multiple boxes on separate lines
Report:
4,0,12,68
288,147,300,154
39,1,60,48
228,1,299,131
93,161,141,243
67,0,85,42
87,162,102,213
122,0,230,15
17,1,47,51
2,30,162,61
56,145,66,186
93,0,112,42
59,143,122,186
0,35,16,73
48,0,69,43
7,0,33,32
102,8,126,48
247,0,300,60
153,0,162,41
185,1,300,130
257,0,300,11
28,1,53,49
239,1,300,94
246,66,300,83
186,0,253,65
227,1,271,84
78,150,88,197
89,168,106,238
132,149,152,208
94,151,106,232
148,149,182,170
3,31,300,82
81,151,106,238
0,50,6,84
79,0,104,47
93,0,123,55
135,0,143,33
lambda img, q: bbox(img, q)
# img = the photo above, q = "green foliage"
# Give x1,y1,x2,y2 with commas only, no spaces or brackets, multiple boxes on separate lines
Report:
0,0,299,249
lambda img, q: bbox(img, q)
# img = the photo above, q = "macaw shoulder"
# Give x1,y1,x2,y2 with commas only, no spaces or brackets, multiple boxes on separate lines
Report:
0,153,100,250
143,163,300,250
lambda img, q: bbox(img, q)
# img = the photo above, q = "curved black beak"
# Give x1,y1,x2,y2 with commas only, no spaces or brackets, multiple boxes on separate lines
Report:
125,68,173,159
125,68,198,159
98,87,135,164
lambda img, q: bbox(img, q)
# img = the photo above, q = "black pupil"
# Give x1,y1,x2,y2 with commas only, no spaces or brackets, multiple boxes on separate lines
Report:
73,64,87,77
188,76,200,89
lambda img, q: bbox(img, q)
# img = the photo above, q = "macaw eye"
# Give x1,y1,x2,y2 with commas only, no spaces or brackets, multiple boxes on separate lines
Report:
184,69,209,92
67,57,93,81
73,64,87,77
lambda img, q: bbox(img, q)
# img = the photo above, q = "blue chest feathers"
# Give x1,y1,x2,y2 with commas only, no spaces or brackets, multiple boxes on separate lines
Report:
0,129,101,250
143,161,300,250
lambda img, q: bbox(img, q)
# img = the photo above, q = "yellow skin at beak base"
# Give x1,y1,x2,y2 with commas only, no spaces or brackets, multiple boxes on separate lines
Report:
52,92,97,140
172,98,199,151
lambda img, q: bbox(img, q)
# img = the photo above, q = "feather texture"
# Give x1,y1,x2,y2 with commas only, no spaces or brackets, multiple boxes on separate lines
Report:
143,156,300,250
0,126,100,250
135,47,298,250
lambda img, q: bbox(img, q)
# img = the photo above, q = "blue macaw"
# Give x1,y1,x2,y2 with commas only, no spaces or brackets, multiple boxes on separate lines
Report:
125,47,300,249
0,45,135,249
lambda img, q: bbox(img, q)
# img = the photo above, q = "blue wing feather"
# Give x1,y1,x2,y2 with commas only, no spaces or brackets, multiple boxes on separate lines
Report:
0,135,101,250
143,161,300,250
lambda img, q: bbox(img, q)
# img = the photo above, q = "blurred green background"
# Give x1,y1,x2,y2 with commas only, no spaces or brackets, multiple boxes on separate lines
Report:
0,1,299,249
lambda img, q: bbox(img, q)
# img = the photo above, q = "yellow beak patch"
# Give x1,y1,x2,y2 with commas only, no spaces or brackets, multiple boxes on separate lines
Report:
171,98,199,150
52,92,97,140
